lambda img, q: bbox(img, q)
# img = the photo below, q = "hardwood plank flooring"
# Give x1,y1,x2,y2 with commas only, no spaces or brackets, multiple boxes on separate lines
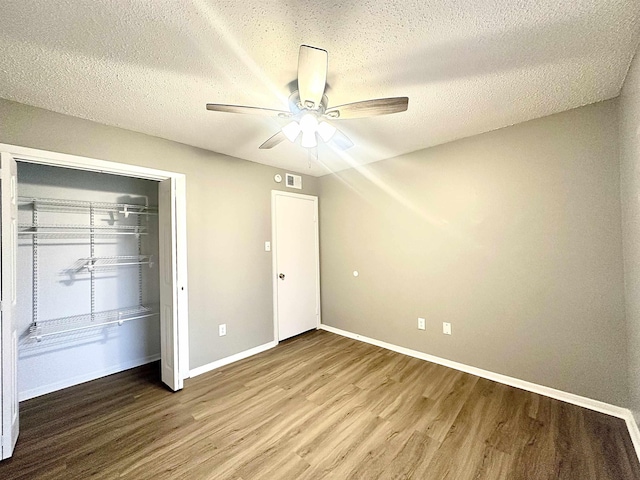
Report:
1,330,639,479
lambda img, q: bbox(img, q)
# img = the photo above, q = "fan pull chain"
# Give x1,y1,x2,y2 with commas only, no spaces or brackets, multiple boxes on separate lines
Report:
308,146,318,168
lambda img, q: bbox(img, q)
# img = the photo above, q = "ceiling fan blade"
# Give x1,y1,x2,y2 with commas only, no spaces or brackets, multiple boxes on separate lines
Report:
206,104,291,118
259,131,287,149
331,129,354,150
297,45,328,109
325,97,409,119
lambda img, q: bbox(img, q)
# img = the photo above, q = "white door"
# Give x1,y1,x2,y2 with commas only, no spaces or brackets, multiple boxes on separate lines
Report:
0,152,18,460
272,191,320,341
158,178,181,391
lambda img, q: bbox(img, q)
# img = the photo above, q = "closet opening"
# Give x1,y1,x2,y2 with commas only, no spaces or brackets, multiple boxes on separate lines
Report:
1,144,188,460
17,163,163,400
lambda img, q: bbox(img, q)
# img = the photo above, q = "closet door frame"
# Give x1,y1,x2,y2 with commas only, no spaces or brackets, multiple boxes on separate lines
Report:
0,143,189,386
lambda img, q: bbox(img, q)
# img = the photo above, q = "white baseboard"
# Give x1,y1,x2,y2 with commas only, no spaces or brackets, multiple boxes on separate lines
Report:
189,341,277,378
19,354,161,401
319,324,640,462
625,412,640,462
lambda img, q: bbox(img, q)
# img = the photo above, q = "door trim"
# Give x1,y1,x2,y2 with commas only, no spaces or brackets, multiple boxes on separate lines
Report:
0,143,189,383
271,190,320,344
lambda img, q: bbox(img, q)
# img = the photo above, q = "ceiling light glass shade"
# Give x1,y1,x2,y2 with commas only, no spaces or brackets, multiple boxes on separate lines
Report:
301,130,317,148
317,121,337,142
281,121,301,142
299,113,319,134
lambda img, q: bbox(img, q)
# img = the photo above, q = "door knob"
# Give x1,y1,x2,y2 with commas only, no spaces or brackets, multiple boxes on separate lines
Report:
279,273,285,280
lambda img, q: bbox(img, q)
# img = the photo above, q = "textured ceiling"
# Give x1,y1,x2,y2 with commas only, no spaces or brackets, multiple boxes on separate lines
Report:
1,1,639,176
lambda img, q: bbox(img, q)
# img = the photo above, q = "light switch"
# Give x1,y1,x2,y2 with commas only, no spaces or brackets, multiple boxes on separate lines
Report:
265,241,271,252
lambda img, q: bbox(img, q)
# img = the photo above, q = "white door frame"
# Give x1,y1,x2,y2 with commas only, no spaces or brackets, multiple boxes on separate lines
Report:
271,190,320,343
0,143,190,383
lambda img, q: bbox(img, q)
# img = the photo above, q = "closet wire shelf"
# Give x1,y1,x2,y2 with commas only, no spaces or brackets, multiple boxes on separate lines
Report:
29,305,159,342
18,196,158,215
18,224,148,237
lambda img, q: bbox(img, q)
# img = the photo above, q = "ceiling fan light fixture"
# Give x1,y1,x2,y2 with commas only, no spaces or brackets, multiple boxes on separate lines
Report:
282,121,301,142
317,121,337,142
301,130,317,148
299,113,319,135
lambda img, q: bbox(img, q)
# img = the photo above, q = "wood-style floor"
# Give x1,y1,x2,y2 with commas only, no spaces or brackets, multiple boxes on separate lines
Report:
1,330,639,479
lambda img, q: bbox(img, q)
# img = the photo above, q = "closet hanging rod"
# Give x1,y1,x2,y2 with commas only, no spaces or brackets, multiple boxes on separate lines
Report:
31,305,154,327
18,196,157,213
29,305,157,339
32,312,159,342
80,255,153,261
19,231,148,236
19,223,146,231
81,257,154,270
84,261,153,268
19,224,148,236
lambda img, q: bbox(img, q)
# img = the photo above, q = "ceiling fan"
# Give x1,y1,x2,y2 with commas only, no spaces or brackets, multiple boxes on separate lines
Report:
206,45,409,151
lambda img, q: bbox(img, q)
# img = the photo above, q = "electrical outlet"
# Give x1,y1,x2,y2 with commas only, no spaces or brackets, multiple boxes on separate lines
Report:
443,322,452,335
418,317,426,330
219,324,227,336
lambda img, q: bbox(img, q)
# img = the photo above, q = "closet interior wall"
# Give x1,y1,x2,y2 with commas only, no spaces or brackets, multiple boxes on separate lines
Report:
16,163,161,400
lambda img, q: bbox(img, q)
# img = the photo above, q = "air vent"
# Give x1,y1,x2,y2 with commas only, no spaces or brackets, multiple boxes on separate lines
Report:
285,173,302,190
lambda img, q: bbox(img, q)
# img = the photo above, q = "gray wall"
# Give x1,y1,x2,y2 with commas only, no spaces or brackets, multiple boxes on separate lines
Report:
0,98,319,371
621,46,640,421
319,100,628,406
2,96,630,407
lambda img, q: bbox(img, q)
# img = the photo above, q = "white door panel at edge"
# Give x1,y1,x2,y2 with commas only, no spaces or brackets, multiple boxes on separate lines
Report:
1,152,19,460
159,178,181,391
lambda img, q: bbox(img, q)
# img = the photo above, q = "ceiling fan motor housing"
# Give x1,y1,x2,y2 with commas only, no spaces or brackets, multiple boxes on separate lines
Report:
289,91,329,116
